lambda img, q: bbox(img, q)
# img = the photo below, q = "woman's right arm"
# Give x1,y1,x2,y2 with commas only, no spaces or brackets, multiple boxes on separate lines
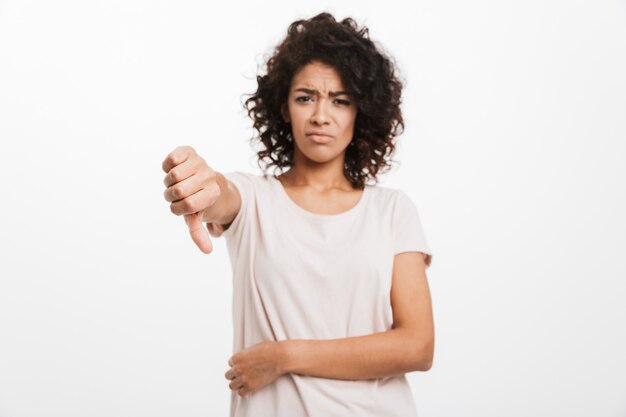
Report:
202,172,241,231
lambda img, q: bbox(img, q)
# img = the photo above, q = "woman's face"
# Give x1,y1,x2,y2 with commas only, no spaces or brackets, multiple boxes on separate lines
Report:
281,61,357,165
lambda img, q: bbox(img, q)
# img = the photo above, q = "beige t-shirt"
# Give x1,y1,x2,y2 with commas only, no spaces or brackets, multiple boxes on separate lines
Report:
211,171,433,417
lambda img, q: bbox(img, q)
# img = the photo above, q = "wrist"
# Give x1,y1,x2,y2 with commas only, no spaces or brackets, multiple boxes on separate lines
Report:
277,340,297,375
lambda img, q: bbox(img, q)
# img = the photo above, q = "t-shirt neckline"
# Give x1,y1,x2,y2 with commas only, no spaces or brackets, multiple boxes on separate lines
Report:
269,174,369,220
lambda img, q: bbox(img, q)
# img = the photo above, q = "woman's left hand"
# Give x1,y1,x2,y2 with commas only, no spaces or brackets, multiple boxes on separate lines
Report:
225,340,288,397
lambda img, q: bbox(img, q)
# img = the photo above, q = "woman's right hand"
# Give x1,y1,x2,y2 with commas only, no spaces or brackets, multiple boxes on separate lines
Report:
162,145,221,254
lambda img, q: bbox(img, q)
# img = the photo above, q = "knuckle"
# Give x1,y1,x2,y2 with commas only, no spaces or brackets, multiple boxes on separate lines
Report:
166,188,174,201
186,194,198,209
173,185,184,199
170,169,180,182
198,175,210,190
180,199,192,213
211,182,221,197
168,153,180,167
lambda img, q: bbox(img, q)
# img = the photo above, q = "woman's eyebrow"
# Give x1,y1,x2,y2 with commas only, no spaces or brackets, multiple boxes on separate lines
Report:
294,88,351,97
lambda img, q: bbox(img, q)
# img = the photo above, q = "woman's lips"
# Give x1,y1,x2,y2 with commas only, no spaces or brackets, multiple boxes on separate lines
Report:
307,134,333,144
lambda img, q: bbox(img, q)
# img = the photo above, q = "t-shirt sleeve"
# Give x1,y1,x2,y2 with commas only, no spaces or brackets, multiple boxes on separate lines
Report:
206,170,254,241
392,190,433,268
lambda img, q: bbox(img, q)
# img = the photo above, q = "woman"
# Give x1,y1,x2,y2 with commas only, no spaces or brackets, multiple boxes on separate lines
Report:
162,11,434,417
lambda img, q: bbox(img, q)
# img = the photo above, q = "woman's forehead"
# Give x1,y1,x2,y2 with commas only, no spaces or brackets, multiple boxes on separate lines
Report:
290,63,347,92
291,86,351,97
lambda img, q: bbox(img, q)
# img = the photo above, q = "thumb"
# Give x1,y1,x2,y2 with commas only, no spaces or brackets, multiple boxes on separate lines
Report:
184,211,213,254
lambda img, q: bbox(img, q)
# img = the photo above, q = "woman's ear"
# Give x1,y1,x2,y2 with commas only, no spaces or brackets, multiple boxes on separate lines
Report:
281,103,290,123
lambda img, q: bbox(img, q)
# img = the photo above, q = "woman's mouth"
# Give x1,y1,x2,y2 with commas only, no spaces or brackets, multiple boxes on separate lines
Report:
306,134,334,144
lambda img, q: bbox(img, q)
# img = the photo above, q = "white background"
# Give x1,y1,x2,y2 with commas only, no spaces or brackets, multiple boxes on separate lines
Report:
1,1,625,416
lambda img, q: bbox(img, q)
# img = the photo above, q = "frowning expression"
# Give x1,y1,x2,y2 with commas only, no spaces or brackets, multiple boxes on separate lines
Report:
281,61,357,164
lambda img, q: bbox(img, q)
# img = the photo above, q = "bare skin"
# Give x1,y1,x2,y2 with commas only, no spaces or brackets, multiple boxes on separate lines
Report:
161,146,219,254
161,146,236,254
276,60,363,214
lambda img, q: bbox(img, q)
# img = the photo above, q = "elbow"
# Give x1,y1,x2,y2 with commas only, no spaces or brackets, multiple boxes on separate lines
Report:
412,340,434,372
399,328,435,372
416,356,433,372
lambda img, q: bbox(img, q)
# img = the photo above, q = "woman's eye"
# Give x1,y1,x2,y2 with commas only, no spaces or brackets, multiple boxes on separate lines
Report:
295,96,351,105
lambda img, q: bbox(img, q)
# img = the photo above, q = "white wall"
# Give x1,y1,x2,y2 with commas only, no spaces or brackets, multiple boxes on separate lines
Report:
0,1,624,416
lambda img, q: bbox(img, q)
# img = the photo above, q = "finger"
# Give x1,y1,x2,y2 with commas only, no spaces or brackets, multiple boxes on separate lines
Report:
162,146,194,173
169,185,219,216
228,357,234,367
164,170,207,203
229,379,244,391
163,158,196,188
184,212,213,254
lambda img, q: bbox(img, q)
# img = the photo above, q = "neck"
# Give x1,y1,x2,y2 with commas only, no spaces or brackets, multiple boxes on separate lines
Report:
281,159,352,192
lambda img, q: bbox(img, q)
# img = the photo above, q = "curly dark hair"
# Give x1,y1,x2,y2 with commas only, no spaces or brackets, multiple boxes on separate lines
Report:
243,12,405,189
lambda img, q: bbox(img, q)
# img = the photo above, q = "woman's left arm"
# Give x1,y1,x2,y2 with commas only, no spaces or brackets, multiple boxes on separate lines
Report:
281,251,434,380
226,252,434,395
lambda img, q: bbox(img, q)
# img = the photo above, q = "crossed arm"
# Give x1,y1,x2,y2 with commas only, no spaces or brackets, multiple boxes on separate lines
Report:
226,251,434,394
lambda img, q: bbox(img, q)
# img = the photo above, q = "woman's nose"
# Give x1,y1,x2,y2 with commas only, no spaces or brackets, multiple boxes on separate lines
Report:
310,99,330,125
